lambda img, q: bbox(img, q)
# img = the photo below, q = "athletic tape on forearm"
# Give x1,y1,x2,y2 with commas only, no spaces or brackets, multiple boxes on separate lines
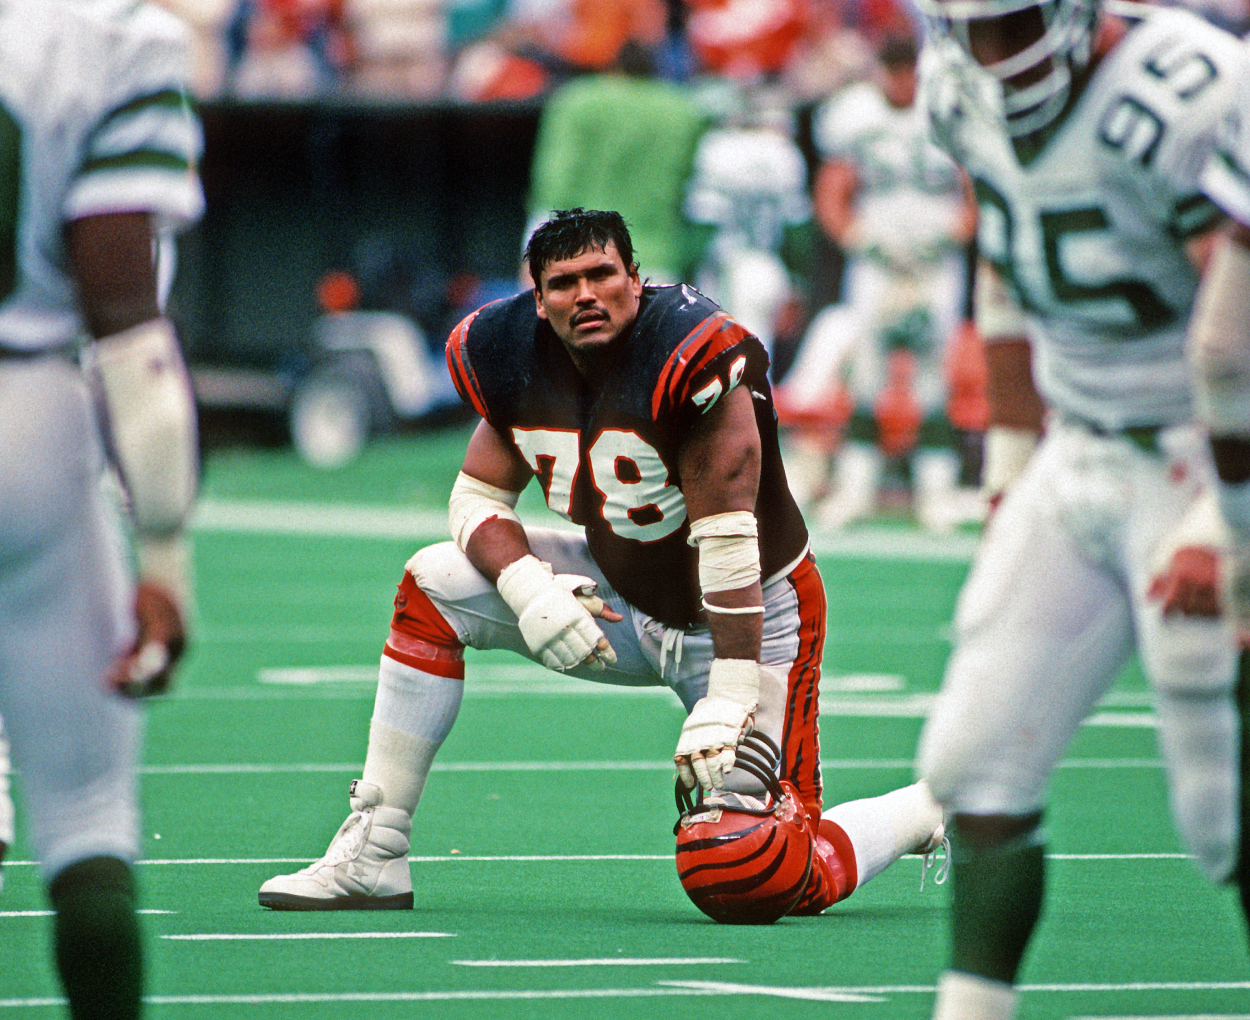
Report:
91,317,197,535
448,471,523,553
982,426,1039,495
974,262,1029,342
706,657,760,710
686,511,761,596
1190,239,1250,434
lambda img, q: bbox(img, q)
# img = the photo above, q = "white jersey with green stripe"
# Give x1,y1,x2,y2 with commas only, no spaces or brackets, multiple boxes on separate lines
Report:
0,0,203,351
812,79,966,265
1202,38,1250,226
920,3,1245,429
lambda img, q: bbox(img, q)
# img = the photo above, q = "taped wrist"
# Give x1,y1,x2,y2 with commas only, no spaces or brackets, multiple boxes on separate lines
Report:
706,657,760,711
495,554,554,618
982,426,1038,495
687,511,763,614
974,262,1028,342
448,471,523,553
136,533,193,609
91,317,197,535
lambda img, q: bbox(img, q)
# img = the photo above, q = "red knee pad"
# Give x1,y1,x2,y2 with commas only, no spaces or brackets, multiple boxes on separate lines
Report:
789,818,858,915
384,571,465,679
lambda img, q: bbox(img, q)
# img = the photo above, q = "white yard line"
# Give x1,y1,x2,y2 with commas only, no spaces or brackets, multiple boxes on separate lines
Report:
449,958,743,967
163,932,454,941
192,498,978,563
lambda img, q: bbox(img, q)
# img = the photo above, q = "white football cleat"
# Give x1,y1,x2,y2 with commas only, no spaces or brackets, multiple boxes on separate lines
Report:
259,780,413,910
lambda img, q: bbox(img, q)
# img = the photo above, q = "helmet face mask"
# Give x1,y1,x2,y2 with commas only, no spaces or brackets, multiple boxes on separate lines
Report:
918,0,1101,136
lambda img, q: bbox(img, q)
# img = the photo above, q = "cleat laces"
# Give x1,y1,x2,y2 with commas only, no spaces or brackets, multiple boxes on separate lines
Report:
920,835,951,891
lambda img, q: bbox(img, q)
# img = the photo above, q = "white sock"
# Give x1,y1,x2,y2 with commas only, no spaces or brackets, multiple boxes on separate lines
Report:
360,656,464,814
931,971,1018,1020
822,780,943,887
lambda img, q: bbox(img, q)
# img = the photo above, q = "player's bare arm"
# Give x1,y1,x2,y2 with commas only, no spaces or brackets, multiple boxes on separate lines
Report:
674,383,765,791
975,261,1043,506
678,384,764,658
812,157,860,251
458,418,538,580
71,211,196,696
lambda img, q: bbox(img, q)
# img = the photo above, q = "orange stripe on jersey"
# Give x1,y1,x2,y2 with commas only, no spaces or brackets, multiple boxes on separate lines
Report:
445,310,488,420
651,312,752,420
778,553,827,826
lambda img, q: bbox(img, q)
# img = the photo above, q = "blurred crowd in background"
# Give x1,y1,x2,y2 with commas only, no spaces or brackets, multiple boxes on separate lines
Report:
165,0,916,103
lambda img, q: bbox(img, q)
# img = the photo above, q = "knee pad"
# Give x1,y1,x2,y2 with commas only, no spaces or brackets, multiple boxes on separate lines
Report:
385,567,464,678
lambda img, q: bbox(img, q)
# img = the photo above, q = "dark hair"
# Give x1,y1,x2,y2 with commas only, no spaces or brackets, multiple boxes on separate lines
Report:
525,208,637,290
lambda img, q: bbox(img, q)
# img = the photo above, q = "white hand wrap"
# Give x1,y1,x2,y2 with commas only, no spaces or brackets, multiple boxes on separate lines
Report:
687,511,763,613
496,554,615,671
91,318,197,603
674,658,760,792
449,471,523,552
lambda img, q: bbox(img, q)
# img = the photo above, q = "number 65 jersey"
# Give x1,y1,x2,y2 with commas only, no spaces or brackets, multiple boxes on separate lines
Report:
446,284,809,629
920,3,1247,430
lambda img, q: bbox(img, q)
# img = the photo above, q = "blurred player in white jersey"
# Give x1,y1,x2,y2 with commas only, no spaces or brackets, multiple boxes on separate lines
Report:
909,0,1250,1015
776,34,981,532
684,84,812,360
1190,32,1250,941
0,1,202,1014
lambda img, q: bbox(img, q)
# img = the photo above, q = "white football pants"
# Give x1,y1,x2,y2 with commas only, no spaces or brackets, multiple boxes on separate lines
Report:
0,359,140,880
918,415,1239,881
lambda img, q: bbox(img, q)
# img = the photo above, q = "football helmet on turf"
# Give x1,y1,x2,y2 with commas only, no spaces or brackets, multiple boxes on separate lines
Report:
915,0,1100,137
674,734,815,924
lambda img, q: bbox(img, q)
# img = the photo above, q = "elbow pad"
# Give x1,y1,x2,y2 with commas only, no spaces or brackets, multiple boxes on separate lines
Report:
448,471,522,552
92,317,198,536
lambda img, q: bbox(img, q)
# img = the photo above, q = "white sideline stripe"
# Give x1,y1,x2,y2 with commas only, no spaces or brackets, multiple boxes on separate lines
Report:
192,499,978,563
133,757,1165,777
5,981,1248,1008
450,958,742,967
661,981,882,1002
163,932,454,941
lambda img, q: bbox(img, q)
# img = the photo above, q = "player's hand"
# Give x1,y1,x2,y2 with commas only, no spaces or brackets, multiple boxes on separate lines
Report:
674,659,760,793
674,695,755,792
1147,545,1222,619
498,556,620,671
109,580,187,698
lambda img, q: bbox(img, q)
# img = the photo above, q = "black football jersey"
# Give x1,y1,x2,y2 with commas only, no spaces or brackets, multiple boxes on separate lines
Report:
446,283,809,628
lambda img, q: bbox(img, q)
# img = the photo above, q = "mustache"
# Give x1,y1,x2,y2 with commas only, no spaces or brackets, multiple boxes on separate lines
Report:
571,308,606,325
